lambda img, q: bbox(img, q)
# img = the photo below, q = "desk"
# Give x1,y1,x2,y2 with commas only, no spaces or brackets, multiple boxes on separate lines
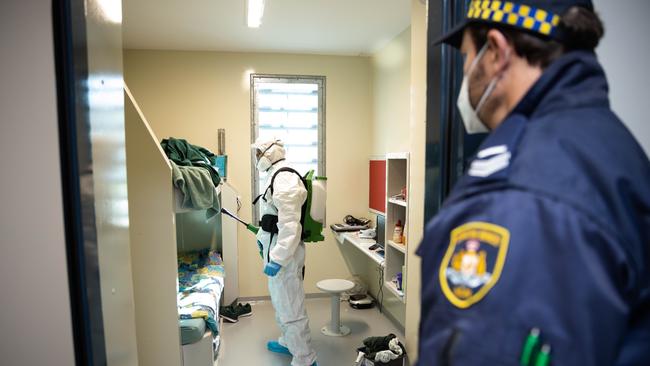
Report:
333,231,385,267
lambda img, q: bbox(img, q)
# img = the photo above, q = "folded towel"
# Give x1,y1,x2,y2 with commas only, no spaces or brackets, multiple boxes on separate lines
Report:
171,161,221,218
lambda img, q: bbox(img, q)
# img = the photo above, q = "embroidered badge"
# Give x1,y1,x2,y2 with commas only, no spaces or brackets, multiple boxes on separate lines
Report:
439,222,510,309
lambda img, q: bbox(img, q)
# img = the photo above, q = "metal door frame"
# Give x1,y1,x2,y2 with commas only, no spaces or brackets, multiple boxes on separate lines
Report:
53,1,107,364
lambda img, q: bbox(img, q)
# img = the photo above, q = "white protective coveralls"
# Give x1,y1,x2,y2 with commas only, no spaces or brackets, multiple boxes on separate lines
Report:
252,138,317,366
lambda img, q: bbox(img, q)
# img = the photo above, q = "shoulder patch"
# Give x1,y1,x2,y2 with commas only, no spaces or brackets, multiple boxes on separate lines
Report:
439,222,510,309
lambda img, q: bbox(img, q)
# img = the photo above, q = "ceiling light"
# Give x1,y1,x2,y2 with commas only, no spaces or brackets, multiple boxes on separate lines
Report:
247,0,265,28
98,0,122,24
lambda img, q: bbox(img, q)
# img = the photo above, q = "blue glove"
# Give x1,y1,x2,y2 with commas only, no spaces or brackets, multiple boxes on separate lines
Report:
263,261,282,277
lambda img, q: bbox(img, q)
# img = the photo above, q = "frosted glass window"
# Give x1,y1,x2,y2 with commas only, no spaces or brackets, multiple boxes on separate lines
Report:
251,75,325,222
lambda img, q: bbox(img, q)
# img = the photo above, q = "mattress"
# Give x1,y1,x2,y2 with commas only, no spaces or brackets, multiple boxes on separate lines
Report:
179,318,206,346
177,249,225,342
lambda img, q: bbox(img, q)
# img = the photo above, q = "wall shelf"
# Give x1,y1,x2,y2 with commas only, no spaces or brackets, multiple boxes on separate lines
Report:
388,197,407,207
387,240,406,254
384,280,405,302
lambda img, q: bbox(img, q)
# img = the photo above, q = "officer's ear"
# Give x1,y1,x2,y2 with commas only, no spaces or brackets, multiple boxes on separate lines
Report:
485,29,512,75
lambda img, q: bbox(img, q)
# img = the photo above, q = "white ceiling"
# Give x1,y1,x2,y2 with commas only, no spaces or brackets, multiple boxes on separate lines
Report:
123,0,411,55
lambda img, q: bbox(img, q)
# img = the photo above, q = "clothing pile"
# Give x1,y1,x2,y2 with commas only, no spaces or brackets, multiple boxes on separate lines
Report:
356,333,406,366
161,138,221,218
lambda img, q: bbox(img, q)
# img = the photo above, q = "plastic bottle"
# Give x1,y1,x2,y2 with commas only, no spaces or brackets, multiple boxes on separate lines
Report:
393,220,403,243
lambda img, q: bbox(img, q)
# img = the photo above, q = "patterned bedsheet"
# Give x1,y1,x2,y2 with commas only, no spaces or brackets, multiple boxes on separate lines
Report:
177,249,225,334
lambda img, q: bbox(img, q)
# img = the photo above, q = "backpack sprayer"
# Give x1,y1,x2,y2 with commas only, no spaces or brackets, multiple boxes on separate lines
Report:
221,168,327,242
221,207,259,234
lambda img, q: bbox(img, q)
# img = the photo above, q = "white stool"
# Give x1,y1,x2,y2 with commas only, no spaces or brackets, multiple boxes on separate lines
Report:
316,279,355,337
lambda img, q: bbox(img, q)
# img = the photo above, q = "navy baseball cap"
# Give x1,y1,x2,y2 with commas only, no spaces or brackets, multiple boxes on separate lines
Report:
435,0,594,48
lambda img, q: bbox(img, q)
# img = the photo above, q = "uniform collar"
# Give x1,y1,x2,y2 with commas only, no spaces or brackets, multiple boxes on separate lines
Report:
448,51,609,200
512,50,609,118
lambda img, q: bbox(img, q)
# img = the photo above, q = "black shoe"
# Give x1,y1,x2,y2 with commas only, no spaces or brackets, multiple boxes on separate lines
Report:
235,303,252,318
219,305,238,323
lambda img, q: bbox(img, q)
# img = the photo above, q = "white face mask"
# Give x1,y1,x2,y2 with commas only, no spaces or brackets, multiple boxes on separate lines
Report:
457,44,499,134
256,156,272,172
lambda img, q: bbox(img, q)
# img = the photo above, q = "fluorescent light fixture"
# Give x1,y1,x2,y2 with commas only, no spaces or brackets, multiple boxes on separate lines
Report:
247,0,265,28
98,0,122,24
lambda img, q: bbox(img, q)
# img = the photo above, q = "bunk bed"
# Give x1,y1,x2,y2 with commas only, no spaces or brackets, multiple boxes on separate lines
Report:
177,249,225,365
125,86,239,366
174,181,240,366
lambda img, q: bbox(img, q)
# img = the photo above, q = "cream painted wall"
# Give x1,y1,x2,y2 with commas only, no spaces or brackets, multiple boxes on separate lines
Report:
364,26,412,328
404,0,427,361
124,50,372,297
371,27,412,156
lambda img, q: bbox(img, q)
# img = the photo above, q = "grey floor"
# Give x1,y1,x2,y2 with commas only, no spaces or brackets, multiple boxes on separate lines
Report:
217,297,405,366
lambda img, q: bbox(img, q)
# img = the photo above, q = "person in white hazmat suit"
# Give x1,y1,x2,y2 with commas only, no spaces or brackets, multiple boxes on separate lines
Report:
252,137,318,366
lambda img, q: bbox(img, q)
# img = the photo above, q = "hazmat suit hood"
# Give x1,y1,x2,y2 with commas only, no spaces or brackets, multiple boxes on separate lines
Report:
252,137,286,172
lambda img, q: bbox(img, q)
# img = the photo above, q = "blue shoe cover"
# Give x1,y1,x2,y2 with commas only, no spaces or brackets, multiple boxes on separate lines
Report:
311,363,318,366
267,340,292,356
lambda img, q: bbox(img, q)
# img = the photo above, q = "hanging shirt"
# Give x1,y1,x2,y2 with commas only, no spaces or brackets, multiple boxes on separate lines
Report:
416,51,650,365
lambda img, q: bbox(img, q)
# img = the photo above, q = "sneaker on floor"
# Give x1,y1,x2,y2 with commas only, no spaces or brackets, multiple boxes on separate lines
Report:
219,305,238,323
266,340,292,356
235,303,252,318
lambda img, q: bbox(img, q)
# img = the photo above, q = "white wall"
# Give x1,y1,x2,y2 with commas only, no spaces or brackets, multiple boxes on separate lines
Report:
371,27,412,156
124,50,372,297
0,1,76,365
595,0,650,156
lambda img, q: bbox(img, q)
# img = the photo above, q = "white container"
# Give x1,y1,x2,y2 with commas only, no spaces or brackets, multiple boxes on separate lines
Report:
311,178,327,225
392,220,403,243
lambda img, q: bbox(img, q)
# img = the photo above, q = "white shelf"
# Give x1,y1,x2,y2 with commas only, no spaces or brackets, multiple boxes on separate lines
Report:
388,197,407,207
386,152,409,160
333,231,384,266
384,281,405,302
387,240,406,254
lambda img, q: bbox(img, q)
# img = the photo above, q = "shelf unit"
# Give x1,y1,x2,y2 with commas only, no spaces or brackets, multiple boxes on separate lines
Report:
383,152,409,303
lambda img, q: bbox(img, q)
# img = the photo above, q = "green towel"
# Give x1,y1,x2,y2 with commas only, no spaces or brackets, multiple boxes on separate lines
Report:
171,161,221,219
161,137,221,186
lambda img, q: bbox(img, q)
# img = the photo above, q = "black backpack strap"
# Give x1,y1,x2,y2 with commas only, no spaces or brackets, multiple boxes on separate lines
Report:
252,192,267,205
269,167,307,194
269,167,308,238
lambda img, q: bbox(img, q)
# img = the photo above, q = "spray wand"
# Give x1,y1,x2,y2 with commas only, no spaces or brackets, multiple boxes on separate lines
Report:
221,207,259,234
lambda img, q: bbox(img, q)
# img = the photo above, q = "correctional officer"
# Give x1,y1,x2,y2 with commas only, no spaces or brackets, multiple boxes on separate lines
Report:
417,1,650,365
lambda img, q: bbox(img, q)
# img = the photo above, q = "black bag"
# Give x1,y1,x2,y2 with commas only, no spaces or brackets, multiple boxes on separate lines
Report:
260,214,279,234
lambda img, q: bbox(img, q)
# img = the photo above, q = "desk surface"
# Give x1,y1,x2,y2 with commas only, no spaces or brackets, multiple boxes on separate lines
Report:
333,231,385,266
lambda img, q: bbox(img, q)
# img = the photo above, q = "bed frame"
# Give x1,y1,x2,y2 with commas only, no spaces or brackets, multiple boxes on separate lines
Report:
126,86,239,366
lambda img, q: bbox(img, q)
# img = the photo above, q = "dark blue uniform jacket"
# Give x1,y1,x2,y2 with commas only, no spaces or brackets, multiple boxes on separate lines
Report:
417,51,650,365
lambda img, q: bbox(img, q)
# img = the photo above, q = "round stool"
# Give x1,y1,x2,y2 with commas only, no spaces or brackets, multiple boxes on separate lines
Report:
316,279,355,337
